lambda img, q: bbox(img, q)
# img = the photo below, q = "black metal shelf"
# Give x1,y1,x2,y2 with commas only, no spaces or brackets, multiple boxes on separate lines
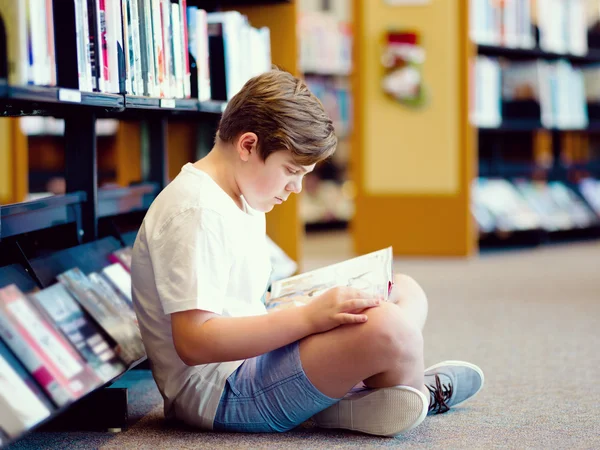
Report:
199,100,228,114
125,95,194,111
98,183,159,218
477,44,600,64
0,82,226,117
0,85,124,116
0,192,86,240
479,121,600,132
2,355,147,449
478,120,543,132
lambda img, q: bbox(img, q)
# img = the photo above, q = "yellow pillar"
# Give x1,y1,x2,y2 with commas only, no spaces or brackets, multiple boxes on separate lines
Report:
0,118,28,205
351,0,475,256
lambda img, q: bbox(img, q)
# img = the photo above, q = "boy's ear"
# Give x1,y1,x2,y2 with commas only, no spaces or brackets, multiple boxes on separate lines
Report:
237,132,258,162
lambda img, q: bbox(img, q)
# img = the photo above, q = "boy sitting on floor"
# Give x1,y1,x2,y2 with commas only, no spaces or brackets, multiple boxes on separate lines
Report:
131,68,484,437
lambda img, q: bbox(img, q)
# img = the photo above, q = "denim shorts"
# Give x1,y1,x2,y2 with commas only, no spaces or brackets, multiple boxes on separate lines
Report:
213,341,340,432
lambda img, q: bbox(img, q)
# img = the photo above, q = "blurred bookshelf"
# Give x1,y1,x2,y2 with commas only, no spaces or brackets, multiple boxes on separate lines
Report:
0,0,295,446
298,0,354,232
470,0,600,249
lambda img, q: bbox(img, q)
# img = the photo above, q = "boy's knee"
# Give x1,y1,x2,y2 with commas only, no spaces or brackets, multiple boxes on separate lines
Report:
364,302,423,363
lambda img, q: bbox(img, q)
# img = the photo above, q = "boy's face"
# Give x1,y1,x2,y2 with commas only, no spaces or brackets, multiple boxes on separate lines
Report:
236,133,315,213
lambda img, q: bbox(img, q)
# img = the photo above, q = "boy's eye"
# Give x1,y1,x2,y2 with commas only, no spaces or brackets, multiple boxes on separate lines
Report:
286,167,298,175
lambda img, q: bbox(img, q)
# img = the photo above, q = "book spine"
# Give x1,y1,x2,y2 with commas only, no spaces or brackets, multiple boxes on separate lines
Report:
179,0,191,98
197,9,211,102
150,0,165,97
171,3,183,98
129,0,144,94
45,0,57,85
120,0,131,93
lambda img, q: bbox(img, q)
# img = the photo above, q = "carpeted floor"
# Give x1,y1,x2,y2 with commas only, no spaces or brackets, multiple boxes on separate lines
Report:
7,233,600,449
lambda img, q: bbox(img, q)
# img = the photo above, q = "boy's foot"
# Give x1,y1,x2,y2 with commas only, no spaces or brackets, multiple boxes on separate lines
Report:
312,385,428,437
425,360,484,415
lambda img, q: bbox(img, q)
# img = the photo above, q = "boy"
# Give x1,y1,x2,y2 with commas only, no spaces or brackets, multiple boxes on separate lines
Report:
131,69,484,437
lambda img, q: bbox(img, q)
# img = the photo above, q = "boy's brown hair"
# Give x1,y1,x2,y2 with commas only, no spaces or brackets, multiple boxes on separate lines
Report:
217,68,337,165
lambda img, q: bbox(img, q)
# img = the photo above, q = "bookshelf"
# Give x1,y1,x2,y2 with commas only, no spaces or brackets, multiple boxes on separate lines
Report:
0,0,297,446
471,1,600,249
297,0,354,232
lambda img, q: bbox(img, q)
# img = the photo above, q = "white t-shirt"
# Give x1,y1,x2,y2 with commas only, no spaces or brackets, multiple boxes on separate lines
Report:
131,163,272,429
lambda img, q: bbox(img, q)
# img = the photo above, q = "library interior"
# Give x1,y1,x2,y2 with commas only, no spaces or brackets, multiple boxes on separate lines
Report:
0,0,598,448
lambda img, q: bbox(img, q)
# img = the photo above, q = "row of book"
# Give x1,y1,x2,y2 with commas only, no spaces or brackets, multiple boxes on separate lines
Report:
298,11,352,76
0,247,144,442
304,75,353,139
473,177,600,234
471,57,595,129
0,1,272,102
470,0,597,55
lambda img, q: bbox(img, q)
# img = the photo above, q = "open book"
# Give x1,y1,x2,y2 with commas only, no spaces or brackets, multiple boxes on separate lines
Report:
265,247,394,310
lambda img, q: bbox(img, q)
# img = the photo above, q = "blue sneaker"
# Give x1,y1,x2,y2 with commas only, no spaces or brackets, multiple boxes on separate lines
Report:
424,361,484,415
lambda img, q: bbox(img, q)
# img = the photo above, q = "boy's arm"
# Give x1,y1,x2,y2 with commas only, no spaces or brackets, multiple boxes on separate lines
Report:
171,287,380,366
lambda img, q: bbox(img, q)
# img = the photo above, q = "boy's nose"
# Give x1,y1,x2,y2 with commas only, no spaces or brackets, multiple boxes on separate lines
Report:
286,180,302,194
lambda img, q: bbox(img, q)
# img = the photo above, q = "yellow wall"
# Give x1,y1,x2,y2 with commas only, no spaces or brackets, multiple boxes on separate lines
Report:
362,1,460,195
352,0,475,256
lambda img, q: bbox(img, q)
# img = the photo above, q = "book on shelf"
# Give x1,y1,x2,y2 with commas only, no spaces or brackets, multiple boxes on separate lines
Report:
109,247,133,272
579,177,600,215
473,58,589,129
88,271,139,328
470,56,502,128
0,0,57,87
0,284,102,407
0,339,53,439
265,247,393,311
57,268,144,365
473,178,543,232
0,0,272,103
470,0,593,54
30,283,126,382
101,263,133,304
513,180,577,231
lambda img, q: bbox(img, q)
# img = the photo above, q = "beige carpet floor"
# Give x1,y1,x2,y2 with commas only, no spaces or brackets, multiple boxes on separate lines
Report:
7,233,600,449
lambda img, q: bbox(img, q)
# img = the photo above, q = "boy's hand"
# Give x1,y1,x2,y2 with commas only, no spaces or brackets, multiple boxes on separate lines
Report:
302,286,381,334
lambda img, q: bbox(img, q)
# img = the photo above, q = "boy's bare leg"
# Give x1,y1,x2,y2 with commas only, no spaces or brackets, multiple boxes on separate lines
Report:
387,273,429,332
299,276,429,400
362,274,428,394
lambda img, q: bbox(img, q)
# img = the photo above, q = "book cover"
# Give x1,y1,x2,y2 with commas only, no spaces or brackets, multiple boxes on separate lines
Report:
31,283,126,382
109,247,132,272
0,340,52,438
101,263,133,304
58,269,144,365
0,285,101,407
266,247,394,310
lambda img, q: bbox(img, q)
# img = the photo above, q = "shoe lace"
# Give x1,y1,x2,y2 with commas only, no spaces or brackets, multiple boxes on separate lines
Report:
427,374,453,414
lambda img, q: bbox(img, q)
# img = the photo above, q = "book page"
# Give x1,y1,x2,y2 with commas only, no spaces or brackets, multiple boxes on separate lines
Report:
268,247,393,310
